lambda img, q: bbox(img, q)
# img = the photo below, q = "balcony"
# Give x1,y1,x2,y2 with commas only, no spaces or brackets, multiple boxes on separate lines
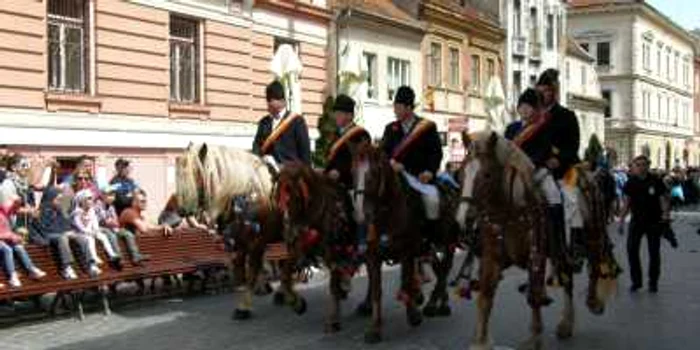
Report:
512,37,526,57
529,42,542,61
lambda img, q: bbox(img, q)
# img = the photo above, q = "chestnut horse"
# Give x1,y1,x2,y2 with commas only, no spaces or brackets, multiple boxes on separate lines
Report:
456,131,620,350
350,143,462,343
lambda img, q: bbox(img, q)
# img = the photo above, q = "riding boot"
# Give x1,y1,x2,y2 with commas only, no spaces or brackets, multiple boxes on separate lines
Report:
547,204,569,287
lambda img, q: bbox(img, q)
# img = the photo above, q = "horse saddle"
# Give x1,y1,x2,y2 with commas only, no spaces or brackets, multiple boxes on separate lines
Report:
401,171,440,220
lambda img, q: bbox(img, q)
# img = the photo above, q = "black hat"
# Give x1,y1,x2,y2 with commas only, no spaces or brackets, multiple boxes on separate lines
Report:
536,68,560,87
265,80,285,101
393,86,415,108
333,94,355,114
517,88,542,108
115,158,130,168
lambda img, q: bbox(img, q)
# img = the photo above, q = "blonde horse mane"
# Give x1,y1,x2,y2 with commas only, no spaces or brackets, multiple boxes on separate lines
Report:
469,130,535,177
176,144,274,218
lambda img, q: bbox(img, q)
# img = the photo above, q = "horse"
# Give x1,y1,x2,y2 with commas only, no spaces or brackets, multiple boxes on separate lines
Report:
350,143,463,343
456,131,620,350
175,143,283,320
273,162,362,331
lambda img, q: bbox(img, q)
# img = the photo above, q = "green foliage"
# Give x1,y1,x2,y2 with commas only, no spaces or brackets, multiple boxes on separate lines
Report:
312,96,337,168
584,133,604,166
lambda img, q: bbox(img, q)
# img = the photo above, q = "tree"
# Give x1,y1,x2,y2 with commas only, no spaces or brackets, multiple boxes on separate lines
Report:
584,133,604,169
311,96,337,168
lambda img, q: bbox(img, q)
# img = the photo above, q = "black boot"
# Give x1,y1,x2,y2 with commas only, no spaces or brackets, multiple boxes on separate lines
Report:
546,204,568,285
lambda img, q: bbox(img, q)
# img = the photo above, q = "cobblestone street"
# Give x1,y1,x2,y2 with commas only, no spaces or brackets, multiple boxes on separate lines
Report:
1,210,700,350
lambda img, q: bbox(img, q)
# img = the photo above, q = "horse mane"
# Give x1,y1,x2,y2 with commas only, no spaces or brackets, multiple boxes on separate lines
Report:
176,144,274,218
469,130,535,178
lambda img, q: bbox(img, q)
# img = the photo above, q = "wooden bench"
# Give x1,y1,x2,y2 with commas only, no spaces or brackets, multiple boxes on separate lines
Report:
0,228,228,320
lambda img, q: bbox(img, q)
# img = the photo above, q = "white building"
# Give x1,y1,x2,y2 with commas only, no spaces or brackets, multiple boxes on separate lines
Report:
501,0,568,107
334,0,425,141
563,36,607,158
569,0,696,169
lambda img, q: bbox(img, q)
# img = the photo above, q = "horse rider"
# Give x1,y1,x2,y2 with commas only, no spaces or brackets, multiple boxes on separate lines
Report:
381,85,443,225
325,94,371,189
252,80,311,171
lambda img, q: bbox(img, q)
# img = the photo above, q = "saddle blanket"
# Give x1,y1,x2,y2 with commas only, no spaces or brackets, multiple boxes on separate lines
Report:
402,171,440,220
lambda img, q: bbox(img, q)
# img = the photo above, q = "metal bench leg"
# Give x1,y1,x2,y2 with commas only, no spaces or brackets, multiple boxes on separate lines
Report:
72,292,85,321
49,292,64,317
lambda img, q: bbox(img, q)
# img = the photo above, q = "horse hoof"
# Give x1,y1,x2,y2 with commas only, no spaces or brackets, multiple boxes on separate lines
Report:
356,301,372,317
407,308,423,327
518,335,543,350
364,330,382,344
232,309,252,320
556,322,573,339
254,283,273,296
422,304,438,318
325,322,342,333
587,299,605,316
436,304,452,317
293,298,307,315
273,291,285,306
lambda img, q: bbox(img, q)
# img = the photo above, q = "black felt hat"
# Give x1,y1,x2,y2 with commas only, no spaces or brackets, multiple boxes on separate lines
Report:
333,94,355,114
393,86,415,108
265,80,285,101
536,68,560,87
517,88,542,108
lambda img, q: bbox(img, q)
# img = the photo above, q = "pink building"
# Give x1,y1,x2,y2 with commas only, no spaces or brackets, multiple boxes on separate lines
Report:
0,0,330,216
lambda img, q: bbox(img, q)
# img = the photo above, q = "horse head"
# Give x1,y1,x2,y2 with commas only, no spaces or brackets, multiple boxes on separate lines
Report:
274,163,314,242
349,142,397,225
176,143,207,217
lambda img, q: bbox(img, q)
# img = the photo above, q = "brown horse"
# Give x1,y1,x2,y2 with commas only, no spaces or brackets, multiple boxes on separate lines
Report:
350,143,462,343
273,163,358,328
175,143,283,320
456,131,619,350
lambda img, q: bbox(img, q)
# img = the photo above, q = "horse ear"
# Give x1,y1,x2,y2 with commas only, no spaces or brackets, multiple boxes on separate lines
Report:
198,143,208,163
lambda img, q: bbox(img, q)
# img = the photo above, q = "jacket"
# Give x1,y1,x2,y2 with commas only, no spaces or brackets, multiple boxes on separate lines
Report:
381,116,443,178
252,111,311,165
32,187,73,245
325,125,371,188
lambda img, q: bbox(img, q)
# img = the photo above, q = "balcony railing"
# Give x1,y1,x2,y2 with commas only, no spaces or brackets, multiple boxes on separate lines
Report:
512,37,526,56
529,42,542,60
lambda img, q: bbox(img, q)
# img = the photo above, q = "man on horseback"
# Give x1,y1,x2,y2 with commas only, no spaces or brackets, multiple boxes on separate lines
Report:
380,86,443,222
252,80,311,169
325,94,371,188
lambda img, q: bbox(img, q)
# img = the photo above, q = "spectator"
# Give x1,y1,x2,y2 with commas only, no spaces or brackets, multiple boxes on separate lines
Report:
72,189,122,273
96,186,149,265
3,154,39,235
618,155,671,293
60,155,94,188
110,158,138,216
0,194,45,288
72,169,100,200
119,189,172,236
32,186,84,280
158,194,210,231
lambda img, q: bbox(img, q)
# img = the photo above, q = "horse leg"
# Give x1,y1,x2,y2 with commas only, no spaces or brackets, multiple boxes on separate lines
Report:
556,268,575,340
471,225,502,350
519,305,544,350
279,258,307,315
325,267,343,333
364,237,383,343
437,249,454,316
424,249,453,318
401,256,423,328
232,250,253,320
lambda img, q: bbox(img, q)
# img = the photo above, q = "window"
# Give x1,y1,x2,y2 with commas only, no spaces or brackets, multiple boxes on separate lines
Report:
170,16,199,103
602,90,612,118
48,0,88,92
429,43,442,87
449,47,460,89
642,42,650,71
274,37,299,54
667,96,671,120
363,52,377,100
387,57,410,101
666,49,671,80
529,8,537,43
581,66,586,88
487,58,495,79
674,98,679,125
657,93,662,119
674,52,679,83
546,14,554,50
596,42,610,67
565,62,570,81
513,71,522,99
656,45,662,76
513,0,522,37
470,55,481,92
683,60,689,86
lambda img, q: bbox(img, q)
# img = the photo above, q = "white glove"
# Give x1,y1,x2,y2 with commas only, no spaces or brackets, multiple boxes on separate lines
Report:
263,155,280,173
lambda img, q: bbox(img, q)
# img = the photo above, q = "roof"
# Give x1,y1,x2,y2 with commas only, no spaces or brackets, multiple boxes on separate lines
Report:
332,0,423,29
566,35,596,62
431,0,501,28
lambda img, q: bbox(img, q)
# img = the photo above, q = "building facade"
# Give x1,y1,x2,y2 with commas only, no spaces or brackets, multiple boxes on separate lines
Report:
502,0,567,108
0,0,330,216
569,1,696,169
563,37,607,158
333,0,425,140
693,31,700,165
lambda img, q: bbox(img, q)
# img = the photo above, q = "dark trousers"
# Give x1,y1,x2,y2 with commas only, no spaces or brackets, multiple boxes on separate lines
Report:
627,220,662,287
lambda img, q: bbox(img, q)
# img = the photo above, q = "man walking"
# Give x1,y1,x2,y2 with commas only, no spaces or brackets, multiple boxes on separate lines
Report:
619,155,671,293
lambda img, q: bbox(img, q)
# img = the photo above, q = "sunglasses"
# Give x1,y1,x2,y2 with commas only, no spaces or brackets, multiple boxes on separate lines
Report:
77,177,90,181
